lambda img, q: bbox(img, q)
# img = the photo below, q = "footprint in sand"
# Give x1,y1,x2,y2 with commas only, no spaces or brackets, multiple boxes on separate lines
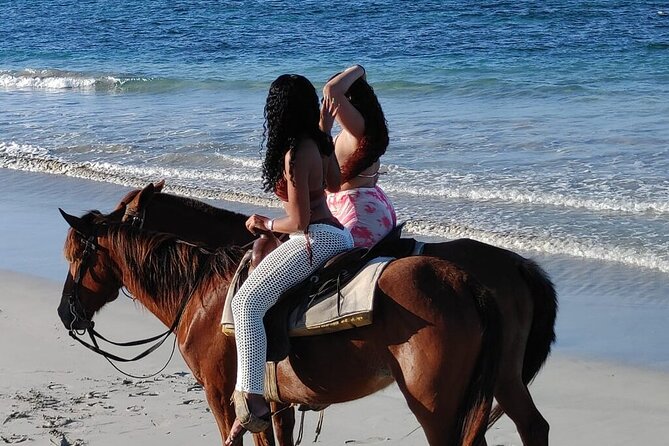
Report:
3,411,31,424
42,415,81,429
128,390,159,397
345,437,391,444
0,434,29,443
180,399,202,405
84,391,109,400
48,431,85,446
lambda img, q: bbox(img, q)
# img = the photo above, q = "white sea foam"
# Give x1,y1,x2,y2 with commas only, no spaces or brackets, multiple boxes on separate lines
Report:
85,161,259,184
383,165,669,215
213,153,263,168
0,70,99,90
0,147,280,209
385,182,669,215
0,69,151,91
2,147,665,272
0,142,50,157
404,219,669,274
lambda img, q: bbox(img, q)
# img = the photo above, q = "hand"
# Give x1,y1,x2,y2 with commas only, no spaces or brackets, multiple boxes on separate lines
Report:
319,96,339,135
245,214,271,235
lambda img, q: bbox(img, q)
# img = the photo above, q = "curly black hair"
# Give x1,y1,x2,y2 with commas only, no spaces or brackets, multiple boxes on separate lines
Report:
261,74,334,193
340,78,389,183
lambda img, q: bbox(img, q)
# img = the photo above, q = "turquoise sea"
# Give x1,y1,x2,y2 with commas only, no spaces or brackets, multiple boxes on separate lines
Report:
1,1,669,367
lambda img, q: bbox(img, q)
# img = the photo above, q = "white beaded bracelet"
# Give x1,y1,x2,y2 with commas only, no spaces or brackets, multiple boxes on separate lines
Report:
266,218,274,231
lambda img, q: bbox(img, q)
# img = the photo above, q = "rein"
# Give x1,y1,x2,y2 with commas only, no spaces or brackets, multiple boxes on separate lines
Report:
66,232,211,379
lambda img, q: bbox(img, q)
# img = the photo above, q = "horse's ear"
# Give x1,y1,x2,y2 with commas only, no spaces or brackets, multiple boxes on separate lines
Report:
154,179,165,192
107,206,126,222
59,209,92,235
136,183,158,210
113,189,140,212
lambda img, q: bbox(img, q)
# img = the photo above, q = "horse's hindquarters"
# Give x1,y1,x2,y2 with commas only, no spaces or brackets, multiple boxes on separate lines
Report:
273,257,488,408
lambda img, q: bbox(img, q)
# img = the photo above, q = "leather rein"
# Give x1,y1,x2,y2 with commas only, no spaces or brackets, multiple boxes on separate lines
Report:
65,230,210,379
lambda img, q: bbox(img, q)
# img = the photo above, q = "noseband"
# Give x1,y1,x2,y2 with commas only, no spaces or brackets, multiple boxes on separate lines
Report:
66,229,209,379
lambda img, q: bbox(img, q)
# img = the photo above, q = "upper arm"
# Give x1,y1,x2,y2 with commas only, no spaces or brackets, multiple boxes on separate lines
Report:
332,98,366,139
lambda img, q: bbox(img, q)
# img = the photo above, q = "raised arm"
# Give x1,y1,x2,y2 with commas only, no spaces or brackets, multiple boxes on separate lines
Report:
322,65,367,138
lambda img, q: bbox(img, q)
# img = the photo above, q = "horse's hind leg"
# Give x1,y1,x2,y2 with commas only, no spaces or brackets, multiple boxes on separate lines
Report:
388,332,480,446
495,378,549,446
390,358,460,445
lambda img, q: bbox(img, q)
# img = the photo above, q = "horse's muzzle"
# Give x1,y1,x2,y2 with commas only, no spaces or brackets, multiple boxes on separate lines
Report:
57,296,94,331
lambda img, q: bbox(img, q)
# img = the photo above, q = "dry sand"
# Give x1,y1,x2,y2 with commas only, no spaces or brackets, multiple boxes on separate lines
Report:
1,270,668,446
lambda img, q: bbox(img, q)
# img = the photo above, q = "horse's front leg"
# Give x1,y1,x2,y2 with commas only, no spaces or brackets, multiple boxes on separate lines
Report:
204,384,281,446
252,429,276,446
204,385,238,444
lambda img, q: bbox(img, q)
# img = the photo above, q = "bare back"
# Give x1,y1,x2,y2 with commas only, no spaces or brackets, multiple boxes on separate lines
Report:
282,138,336,225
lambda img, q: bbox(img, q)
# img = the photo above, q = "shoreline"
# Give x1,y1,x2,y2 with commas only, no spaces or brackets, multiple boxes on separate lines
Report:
2,168,669,371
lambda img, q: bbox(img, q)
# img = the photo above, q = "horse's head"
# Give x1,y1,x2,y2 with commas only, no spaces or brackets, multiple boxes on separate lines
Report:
58,209,123,331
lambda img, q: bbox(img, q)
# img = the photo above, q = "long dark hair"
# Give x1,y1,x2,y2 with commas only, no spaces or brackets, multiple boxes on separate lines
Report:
261,74,334,193
341,78,389,182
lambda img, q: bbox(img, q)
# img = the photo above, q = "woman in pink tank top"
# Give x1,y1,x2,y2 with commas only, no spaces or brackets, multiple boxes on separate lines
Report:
320,64,397,248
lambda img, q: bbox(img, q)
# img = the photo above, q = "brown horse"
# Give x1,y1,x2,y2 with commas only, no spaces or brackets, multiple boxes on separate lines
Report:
113,183,557,446
58,209,502,446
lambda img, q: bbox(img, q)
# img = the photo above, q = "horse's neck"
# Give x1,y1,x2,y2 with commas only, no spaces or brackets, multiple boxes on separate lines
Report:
113,252,184,328
113,244,235,332
126,282,178,328
153,196,252,246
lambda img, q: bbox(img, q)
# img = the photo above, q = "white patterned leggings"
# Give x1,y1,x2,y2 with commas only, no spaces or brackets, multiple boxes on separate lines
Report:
229,223,354,394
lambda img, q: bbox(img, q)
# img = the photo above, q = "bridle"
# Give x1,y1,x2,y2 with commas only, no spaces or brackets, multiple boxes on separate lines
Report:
123,205,146,229
65,229,209,379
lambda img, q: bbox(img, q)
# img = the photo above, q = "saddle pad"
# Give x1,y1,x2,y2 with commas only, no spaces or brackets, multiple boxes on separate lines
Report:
288,256,393,336
221,256,393,337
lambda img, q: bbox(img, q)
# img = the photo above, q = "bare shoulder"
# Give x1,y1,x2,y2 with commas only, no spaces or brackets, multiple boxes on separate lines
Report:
284,137,321,171
290,138,321,161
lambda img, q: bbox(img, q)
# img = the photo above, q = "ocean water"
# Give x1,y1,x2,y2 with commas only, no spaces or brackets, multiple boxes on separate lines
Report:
2,0,668,275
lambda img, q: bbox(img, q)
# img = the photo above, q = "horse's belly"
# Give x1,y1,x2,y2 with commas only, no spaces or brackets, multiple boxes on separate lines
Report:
275,358,395,405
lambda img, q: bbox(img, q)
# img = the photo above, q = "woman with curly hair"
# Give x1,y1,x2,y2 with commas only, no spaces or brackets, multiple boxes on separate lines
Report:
322,64,397,248
224,74,354,445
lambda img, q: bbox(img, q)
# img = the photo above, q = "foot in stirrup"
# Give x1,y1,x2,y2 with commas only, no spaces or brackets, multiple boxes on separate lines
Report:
225,391,271,445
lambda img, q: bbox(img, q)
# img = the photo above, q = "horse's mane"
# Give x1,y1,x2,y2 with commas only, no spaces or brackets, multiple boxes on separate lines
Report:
65,210,246,314
154,193,249,222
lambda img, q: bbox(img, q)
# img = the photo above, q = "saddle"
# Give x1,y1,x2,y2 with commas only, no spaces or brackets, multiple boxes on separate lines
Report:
220,224,418,359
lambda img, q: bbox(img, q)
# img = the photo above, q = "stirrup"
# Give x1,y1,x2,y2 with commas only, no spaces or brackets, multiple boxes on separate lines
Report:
232,391,271,433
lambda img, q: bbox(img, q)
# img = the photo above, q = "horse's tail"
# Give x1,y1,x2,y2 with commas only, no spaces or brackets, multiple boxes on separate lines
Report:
488,257,558,427
456,277,502,446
